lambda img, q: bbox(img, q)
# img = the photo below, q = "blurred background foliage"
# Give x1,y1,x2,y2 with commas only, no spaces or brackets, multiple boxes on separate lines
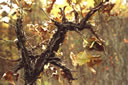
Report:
0,0,128,85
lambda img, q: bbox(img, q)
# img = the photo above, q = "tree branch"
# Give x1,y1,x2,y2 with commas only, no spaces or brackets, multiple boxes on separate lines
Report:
50,61,76,82
14,1,107,84
79,2,104,29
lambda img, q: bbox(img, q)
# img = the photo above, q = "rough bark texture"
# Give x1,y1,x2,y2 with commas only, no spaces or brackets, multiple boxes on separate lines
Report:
13,1,106,85
1,0,128,85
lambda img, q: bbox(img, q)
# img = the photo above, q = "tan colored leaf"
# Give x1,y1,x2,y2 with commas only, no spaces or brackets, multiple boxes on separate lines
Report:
123,38,128,43
70,52,78,66
88,67,96,74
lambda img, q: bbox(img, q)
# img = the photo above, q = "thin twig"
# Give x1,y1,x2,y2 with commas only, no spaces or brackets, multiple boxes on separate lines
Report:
79,4,84,18
80,2,104,28
88,26,104,44
0,39,15,43
40,8,51,20
59,6,67,23
0,56,21,62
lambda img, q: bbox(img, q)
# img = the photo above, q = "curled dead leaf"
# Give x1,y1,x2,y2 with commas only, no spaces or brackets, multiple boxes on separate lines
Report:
123,38,128,43
1,71,19,85
86,37,104,51
87,56,102,74
101,3,115,16
87,56,102,67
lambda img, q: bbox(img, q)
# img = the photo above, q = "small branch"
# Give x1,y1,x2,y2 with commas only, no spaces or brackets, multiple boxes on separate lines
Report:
73,9,79,23
48,57,61,62
0,39,15,43
14,60,24,73
50,61,75,81
88,26,103,42
80,2,104,29
59,6,67,23
79,4,84,18
15,16,30,64
0,56,21,62
40,8,51,20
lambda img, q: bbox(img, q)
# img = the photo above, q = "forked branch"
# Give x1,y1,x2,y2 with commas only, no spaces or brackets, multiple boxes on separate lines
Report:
14,1,107,84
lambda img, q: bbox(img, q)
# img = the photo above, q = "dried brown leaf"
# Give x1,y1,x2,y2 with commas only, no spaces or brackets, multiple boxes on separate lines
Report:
46,0,56,13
